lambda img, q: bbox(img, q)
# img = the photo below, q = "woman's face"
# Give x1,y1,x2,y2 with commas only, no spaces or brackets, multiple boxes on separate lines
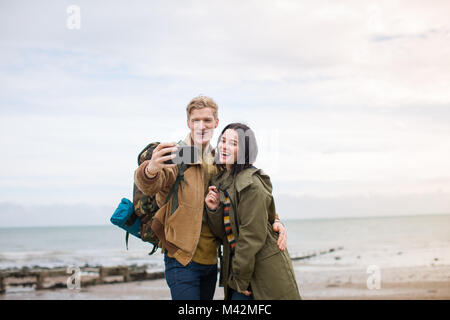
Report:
218,129,239,165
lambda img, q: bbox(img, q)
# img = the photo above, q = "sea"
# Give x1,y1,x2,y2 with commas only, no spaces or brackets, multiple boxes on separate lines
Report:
1,214,450,272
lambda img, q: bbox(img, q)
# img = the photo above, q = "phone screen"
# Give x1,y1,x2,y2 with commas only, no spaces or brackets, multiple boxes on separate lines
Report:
164,146,198,165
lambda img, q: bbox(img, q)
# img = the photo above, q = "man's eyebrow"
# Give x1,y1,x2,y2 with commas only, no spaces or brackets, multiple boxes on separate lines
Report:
191,116,214,121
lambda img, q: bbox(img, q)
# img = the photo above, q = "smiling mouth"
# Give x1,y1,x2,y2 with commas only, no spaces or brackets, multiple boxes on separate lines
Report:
196,132,209,138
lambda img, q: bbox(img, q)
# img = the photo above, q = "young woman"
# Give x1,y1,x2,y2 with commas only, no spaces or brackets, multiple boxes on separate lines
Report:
205,123,301,300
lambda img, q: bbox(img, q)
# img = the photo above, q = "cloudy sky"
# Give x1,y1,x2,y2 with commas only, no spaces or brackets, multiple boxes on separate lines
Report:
1,0,450,226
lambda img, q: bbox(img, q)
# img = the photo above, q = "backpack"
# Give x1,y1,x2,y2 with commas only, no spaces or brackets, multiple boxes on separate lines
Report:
111,141,188,255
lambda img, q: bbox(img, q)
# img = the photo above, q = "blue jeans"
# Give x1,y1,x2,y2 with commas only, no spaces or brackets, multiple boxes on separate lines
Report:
164,252,218,300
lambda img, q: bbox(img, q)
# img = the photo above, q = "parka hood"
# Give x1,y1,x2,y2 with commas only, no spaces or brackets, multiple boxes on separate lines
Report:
235,167,273,194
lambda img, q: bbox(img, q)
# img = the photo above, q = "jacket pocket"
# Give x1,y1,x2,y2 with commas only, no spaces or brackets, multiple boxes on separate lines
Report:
255,223,280,261
165,204,202,253
255,243,280,261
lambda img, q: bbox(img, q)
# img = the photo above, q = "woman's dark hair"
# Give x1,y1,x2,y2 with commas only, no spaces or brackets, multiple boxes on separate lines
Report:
215,122,258,176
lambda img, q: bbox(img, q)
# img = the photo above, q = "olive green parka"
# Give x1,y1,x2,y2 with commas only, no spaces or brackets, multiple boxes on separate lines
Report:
206,167,301,300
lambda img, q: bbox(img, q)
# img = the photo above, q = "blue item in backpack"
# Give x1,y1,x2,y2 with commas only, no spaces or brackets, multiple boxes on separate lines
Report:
110,198,141,239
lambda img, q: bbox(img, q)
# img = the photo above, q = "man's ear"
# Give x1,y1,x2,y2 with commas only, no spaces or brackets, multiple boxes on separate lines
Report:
214,117,219,128
187,117,191,129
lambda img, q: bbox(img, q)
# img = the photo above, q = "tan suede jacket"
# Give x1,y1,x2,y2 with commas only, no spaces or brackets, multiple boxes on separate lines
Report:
134,135,215,266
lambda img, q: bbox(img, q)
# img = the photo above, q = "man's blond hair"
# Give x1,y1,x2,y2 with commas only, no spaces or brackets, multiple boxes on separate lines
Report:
186,95,218,119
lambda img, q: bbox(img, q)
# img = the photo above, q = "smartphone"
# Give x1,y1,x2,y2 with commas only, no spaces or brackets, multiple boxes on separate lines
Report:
164,145,199,165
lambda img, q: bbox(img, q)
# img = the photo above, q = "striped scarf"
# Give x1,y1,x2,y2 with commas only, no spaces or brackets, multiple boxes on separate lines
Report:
223,192,236,250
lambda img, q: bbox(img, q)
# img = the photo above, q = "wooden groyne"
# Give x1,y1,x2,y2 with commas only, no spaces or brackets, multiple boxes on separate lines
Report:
0,247,342,294
0,265,164,294
290,246,344,261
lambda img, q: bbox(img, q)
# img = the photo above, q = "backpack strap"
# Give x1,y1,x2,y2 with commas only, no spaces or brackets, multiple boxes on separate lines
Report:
164,141,190,215
168,162,188,215
148,244,158,255
125,232,130,250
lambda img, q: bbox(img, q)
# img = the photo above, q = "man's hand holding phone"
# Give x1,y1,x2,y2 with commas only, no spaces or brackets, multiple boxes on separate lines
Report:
145,142,178,178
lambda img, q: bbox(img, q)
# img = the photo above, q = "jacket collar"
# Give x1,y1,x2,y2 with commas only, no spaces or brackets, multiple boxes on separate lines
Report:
182,133,215,166
234,167,260,192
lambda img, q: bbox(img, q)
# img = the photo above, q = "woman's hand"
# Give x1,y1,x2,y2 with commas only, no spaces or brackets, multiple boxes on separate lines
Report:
241,290,252,296
273,220,287,251
205,186,220,211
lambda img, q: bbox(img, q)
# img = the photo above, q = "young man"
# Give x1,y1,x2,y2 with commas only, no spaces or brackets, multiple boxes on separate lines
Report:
134,96,286,300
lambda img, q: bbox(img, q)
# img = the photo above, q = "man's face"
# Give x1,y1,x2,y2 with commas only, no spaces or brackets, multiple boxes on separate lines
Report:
187,107,219,148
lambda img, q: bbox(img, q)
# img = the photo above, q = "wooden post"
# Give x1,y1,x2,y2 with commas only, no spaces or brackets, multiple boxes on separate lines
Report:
0,273,5,294
98,267,106,284
36,272,47,290
122,267,130,282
